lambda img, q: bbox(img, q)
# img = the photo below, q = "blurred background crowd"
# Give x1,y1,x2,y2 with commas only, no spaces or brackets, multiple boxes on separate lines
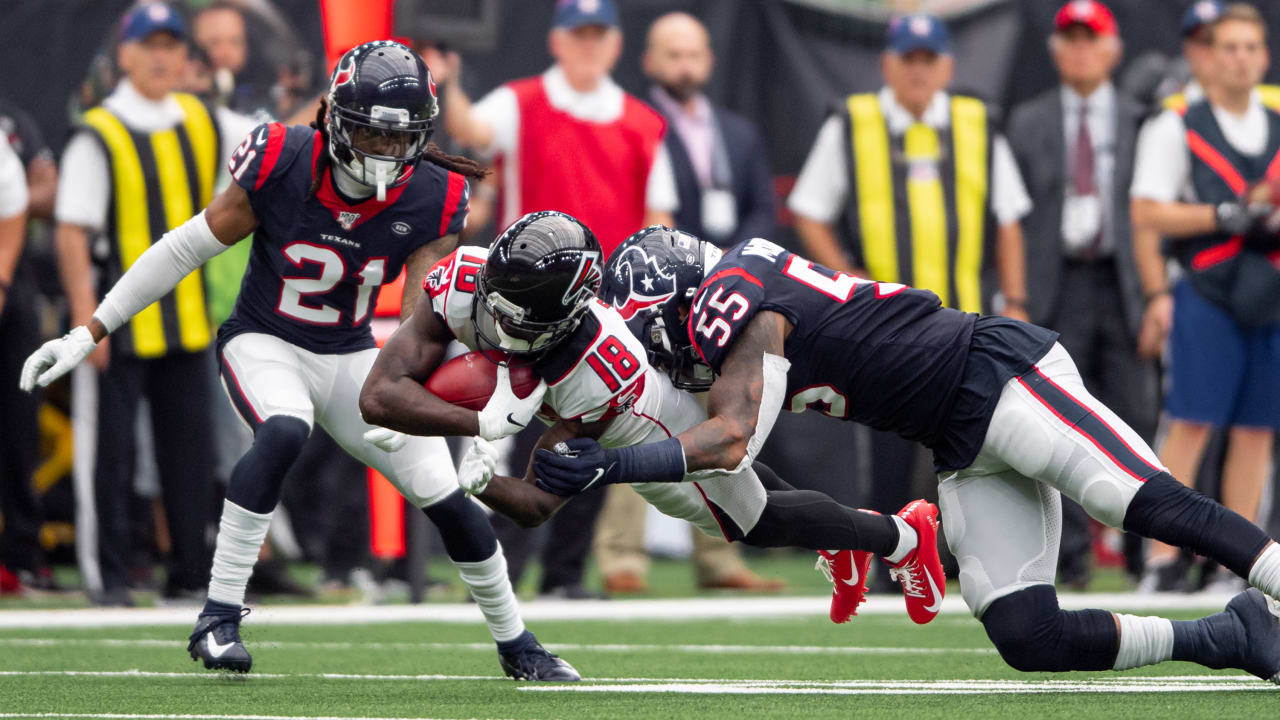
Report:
3,0,1280,607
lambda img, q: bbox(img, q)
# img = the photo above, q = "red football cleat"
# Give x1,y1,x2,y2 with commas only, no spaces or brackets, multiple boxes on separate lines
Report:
883,499,944,625
0,564,20,595
815,549,872,623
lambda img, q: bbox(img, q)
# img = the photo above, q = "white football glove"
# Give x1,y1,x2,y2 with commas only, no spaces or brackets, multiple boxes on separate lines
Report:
19,326,97,392
363,426,409,453
476,365,547,441
457,437,498,495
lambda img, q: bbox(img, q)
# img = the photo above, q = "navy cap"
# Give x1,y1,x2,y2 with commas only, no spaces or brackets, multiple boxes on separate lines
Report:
1181,0,1223,38
886,13,951,55
553,0,619,30
120,2,186,43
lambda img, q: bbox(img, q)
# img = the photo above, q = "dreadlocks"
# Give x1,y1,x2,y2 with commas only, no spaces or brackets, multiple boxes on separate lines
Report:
308,97,488,198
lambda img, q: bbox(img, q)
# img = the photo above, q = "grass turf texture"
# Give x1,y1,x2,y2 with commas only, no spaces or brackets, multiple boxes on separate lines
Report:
0,609,1274,720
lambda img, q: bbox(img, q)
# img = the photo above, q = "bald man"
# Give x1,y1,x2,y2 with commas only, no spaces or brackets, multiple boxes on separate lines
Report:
591,12,783,596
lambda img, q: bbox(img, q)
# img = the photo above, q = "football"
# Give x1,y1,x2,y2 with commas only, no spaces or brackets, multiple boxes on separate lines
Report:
424,351,541,411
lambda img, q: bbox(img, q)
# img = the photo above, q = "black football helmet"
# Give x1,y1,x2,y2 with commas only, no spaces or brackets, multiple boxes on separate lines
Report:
327,40,437,197
472,211,604,357
602,226,723,391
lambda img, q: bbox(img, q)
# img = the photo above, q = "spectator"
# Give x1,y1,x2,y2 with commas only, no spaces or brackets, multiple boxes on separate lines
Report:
1130,3,1280,593
0,99,59,594
191,1,273,118
590,11,783,596
786,12,1031,588
1007,1,1157,589
53,2,255,605
440,0,677,256
0,133,31,595
643,12,775,248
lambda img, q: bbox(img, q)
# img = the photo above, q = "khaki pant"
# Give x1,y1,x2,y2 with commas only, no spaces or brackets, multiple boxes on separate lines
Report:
593,484,750,584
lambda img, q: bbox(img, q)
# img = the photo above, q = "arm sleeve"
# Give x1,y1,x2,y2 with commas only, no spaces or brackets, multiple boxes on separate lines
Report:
1130,111,1189,203
688,268,768,375
470,86,519,157
990,134,1032,226
786,116,848,223
53,132,110,230
0,136,27,219
93,210,230,332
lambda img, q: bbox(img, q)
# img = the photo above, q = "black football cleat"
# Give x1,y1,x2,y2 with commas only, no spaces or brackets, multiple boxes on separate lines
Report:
188,607,253,673
1226,588,1280,684
498,636,580,682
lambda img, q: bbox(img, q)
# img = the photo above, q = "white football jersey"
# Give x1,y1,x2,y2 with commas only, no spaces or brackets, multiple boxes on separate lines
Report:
425,246,670,447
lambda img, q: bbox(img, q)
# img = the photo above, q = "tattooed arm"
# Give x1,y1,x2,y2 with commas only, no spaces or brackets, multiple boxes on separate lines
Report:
679,310,790,474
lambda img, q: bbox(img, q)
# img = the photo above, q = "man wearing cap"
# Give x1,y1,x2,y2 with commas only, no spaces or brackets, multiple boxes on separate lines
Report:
439,0,676,257
787,12,1031,557
1131,3,1280,593
53,2,257,605
1007,0,1155,589
1161,1,1280,113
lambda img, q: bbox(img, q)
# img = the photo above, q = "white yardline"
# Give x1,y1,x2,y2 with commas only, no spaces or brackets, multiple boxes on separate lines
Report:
0,637,995,655
518,681,1275,695
0,670,1262,688
0,714,515,720
0,592,1241,629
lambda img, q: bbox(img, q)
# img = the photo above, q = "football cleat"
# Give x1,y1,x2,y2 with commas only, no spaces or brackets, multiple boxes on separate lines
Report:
1224,588,1280,684
883,500,944,625
498,636,581,681
188,607,252,672
816,549,872,623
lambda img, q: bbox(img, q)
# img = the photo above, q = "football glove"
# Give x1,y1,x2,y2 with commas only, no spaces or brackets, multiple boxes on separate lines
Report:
477,364,548,441
20,326,96,391
457,437,498,495
363,426,409,453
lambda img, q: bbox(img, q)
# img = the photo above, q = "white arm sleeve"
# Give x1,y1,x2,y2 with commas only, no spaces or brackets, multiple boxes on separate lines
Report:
93,210,230,332
687,352,791,480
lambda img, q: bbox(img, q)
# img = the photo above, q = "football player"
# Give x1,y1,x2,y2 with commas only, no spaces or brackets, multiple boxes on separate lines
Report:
534,235,1280,682
19,41,577,681
361,219,943,625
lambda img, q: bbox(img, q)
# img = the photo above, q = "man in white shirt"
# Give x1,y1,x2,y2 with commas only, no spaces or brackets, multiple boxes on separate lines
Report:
0,133,30,596
1131,3,1280,593
54,2,256,605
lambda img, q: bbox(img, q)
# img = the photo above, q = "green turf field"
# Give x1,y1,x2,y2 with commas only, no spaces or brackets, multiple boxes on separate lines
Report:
0,603,1274,720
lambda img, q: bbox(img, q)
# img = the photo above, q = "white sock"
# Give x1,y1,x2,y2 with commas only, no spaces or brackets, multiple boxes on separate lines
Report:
885,515,917,565
207,500,273,607
1113,613,1174,670
452,549,525,643
1248,542,1280,600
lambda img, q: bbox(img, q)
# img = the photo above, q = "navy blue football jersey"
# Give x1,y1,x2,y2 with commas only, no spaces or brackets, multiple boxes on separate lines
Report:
687,238,1057,470
218,122,469,354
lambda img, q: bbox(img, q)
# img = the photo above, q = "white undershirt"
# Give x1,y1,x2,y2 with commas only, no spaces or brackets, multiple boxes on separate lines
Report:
0,133,28,219
55,79,259,231
1131,93,1270,204
469,64,678,227
787,87,1031,227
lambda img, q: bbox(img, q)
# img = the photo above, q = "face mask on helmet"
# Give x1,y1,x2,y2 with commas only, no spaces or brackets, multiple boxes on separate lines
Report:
329,104,432,201
470,269,590,358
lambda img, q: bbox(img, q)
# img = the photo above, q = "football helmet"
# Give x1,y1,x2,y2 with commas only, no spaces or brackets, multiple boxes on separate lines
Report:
327,40,437,200
472,211,603,357
602,226,722,390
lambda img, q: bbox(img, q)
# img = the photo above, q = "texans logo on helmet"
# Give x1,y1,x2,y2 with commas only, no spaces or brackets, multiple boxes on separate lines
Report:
610,245,677,320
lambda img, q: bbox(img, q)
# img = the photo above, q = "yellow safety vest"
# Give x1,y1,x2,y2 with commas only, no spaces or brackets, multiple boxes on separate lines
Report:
1162,84,1280,113
81,94,219,358
842,93,991,313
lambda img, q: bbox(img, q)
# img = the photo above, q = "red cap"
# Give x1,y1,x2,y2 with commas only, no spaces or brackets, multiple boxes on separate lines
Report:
1054,0,1118,36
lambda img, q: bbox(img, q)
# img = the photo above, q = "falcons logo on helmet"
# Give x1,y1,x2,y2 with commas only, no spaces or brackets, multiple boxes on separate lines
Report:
610,245,677,320
561,251,603,308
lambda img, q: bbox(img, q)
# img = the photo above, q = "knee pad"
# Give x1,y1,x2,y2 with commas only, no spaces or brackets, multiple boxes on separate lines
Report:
1124,474,1270,577
422,488,499,563
981,585,1117,672
226,415,310,514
